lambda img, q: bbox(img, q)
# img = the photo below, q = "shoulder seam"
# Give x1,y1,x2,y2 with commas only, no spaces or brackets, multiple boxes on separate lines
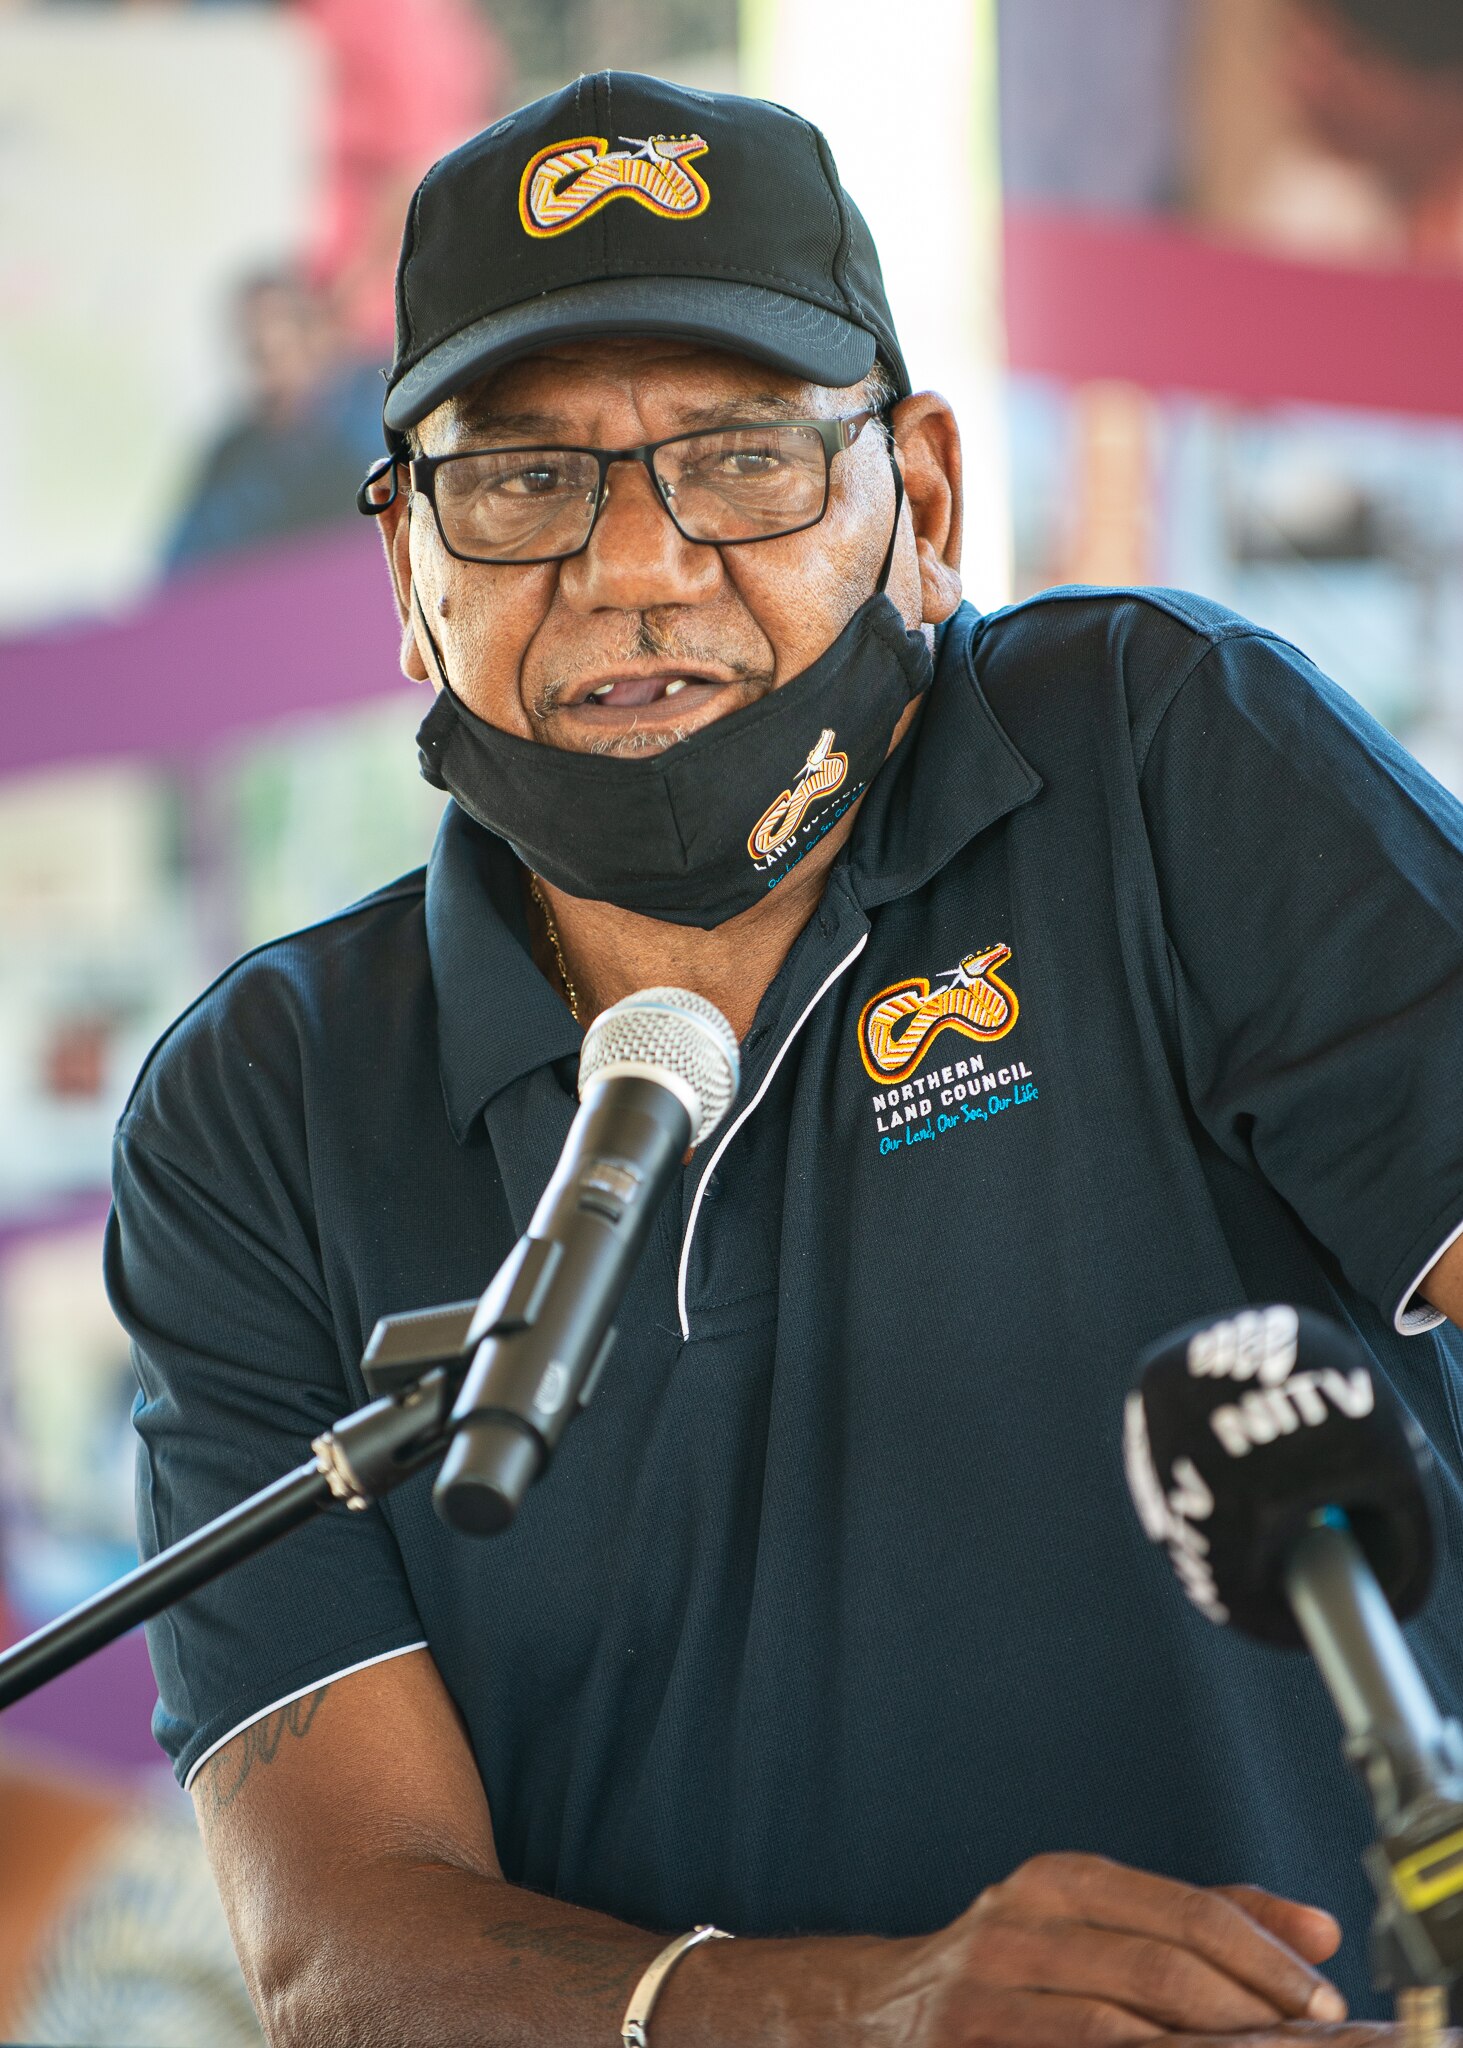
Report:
974,588,1307,775
983,582,1267,645
118,872,428,1123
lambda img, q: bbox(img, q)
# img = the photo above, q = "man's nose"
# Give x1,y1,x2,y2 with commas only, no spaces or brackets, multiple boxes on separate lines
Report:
558,457,721,611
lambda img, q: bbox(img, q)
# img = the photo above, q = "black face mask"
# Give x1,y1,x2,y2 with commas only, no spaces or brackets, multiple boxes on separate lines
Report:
414,470,933,929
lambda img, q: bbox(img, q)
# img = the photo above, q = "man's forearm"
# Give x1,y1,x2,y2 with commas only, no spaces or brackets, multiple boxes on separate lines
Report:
190,1671,889,2048
258,1861,887,2048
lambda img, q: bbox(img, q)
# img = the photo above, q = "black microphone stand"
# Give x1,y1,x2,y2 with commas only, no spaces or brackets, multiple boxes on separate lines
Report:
0,1298,482,1714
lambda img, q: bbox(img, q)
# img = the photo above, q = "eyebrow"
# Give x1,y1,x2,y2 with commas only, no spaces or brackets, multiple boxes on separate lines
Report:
669,393,810,431
448,390,813,445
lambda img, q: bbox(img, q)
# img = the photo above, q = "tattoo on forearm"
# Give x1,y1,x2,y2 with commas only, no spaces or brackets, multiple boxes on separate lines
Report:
478,1918,650,2005
199,1686,331,1813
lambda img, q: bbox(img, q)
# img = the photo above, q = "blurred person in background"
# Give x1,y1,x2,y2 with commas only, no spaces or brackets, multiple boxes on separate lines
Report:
0,1600,260,2048
148,0,503,574
165,269,380,573
294,0,506,357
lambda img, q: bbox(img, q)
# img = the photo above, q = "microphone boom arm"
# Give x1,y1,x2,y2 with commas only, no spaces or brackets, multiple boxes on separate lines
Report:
0,1312,470,1714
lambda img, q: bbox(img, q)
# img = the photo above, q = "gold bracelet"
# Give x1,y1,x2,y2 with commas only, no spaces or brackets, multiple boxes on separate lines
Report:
621,1924,733,2047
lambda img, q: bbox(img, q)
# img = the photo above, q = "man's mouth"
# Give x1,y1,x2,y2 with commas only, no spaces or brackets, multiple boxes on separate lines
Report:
554,670,738,721
534,660,771,753
583,674,704,707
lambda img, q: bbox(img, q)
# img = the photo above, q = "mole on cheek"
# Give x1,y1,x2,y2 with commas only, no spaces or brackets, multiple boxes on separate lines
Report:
437,594,450,616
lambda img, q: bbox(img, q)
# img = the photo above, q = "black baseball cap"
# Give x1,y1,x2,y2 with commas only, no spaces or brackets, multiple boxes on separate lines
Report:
383,70,910,443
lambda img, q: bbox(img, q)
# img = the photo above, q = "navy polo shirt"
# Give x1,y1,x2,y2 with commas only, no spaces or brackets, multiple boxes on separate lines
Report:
107,588,1463,2018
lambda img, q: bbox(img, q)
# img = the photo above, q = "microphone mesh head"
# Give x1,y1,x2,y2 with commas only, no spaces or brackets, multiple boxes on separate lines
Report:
579,988,740,1147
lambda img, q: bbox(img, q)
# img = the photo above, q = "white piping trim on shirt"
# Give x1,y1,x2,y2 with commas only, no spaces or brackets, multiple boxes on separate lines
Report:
1394,1212,1463,1335
677,930,870,1342
181,1640,428,1791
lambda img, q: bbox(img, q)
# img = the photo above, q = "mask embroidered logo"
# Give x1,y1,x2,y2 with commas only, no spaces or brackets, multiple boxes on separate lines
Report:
859,944,1019,1083
747,729,849,862
519,133,710,238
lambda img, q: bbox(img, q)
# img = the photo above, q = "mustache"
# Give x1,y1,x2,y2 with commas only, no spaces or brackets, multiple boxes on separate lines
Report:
532,614,773,718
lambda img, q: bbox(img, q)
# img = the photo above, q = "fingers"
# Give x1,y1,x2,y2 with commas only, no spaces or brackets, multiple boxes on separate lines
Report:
1186,2025,1463,2046
969,1917,1295,2034
950,1987,1167,2047
990,1855,1346,2022
1211,1885,1343,1965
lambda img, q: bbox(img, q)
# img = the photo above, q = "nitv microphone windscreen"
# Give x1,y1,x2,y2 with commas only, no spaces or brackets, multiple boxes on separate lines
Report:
1124,1305,1433,1646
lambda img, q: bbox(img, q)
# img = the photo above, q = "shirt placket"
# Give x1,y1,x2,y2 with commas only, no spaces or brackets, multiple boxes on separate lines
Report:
675,873,871,1342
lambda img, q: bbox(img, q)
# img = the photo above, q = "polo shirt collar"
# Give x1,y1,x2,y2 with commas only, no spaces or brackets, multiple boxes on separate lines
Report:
425,603,1041,1139
426,803,582,1141
844,602,1042,907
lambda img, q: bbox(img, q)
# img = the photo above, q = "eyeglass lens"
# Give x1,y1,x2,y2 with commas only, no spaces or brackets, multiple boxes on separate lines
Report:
430,423,833,562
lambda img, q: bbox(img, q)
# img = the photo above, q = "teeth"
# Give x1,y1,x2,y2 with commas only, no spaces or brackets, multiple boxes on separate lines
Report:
583,677,694,703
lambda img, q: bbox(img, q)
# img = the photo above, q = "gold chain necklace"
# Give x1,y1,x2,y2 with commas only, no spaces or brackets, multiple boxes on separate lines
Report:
529,874,581,1024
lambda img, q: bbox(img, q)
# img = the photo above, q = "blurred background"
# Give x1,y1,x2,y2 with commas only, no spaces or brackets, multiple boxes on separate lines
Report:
3,0,1463,2027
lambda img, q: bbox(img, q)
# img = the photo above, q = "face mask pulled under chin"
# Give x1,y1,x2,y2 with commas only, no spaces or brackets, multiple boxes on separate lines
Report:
413,462,933,929
416,593,933,928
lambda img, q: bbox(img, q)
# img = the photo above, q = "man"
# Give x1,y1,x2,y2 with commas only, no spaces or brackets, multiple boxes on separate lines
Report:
106,73,1463,2047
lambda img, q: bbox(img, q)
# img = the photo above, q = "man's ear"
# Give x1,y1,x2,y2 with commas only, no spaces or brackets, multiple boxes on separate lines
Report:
891,392,963,626
377,481,431,685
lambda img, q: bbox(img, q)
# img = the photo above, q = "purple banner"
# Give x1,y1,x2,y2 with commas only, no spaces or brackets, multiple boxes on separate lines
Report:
0,525,411,777
0,1618,162,1774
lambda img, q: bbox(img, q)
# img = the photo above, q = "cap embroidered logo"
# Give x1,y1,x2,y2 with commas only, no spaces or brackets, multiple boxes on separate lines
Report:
518,132,711,238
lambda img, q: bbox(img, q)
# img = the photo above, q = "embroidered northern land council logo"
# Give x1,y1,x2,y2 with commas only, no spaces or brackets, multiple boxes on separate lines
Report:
859,943,1039,1157
519,133,711,237
859,943,1019,1083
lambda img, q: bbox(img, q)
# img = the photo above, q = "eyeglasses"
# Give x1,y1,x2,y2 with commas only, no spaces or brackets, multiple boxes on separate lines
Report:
358,411,878,565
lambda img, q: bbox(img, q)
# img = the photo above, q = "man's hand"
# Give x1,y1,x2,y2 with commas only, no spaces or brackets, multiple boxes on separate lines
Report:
845,1854,1355,2046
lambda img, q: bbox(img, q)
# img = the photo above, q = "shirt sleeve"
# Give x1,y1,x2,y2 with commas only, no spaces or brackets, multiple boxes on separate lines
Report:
106,998,427,1790
1135,627,1463,1334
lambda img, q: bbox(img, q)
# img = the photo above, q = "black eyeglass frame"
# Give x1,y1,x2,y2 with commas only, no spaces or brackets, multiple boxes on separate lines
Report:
357,410,879,565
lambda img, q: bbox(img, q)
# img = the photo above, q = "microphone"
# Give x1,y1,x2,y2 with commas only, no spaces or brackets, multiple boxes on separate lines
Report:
432,988,739,1537
1124,1305,1463,1994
